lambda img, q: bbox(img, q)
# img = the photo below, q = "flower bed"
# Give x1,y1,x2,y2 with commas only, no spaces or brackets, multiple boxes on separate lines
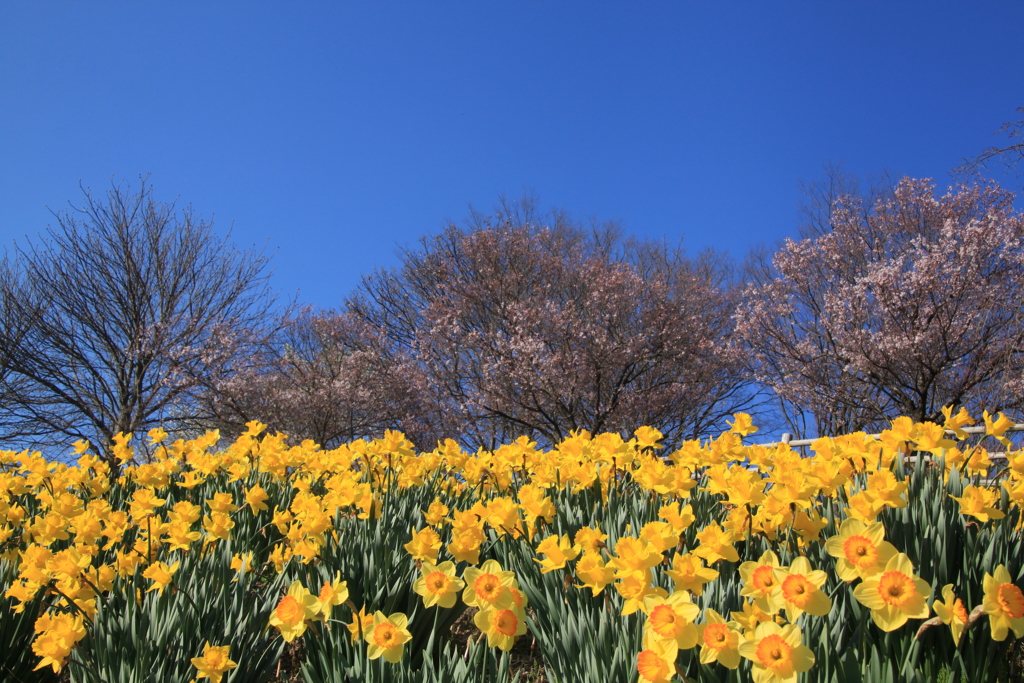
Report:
1,411,1022,682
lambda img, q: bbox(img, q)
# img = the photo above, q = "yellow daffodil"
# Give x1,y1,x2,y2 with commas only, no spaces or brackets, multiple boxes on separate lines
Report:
824,519,897,582
984,410,1015,441
422,500,449,526
317,572,349,620
534,533,581,573
863,470,908,509
739,621,815,683
643,590,700,649
574,525,609,552
268,581,321,642
608,536,663,579
739,551,783,614
852,553,930,631
364,611,411,663
190,642,237,683
640,521,680,554
129,488,166,519
636,631,677,683
447,529,484,565
728,413,758,436
162,521,201,551
230,551,254,576
147,427,168,445
142,560,179,595
176,471,207,489
32,612,87,673
950,485,1006,522
347,605,370,643
617,574,668,616
941,405,975,440
773,556,831,622
658,502,695,534
245,485,270,514
913,421,955,453
696,609,741,669
931,584,968,645
46,547,91,581
574,551,616,596
692,522,739,564
634,426,665,450
463,560,516,609
665,552,719,597
474,605,526,651
206,492,238,514
404,526,442,563
983,565,1024,641
414,561,464,608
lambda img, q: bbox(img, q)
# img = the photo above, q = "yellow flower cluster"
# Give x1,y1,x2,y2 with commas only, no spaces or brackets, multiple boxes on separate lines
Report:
0,410,1021,679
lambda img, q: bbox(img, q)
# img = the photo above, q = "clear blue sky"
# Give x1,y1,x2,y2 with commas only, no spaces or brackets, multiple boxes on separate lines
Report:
2,2,1022,310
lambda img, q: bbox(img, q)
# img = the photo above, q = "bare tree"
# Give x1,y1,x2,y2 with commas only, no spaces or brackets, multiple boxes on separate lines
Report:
0,179,276,462
737,177,1024,437
955,106,1024,180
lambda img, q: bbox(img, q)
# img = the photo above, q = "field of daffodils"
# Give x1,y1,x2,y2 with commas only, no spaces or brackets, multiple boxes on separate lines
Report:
1,409,1022,682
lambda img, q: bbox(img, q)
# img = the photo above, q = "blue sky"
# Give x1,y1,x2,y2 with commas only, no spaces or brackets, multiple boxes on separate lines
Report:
2,2,1022,310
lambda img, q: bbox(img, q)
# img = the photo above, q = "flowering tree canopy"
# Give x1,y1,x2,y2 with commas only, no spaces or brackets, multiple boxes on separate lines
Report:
344,205,751,449
211,204,751,450
203,308,437,448
737,177,1024,436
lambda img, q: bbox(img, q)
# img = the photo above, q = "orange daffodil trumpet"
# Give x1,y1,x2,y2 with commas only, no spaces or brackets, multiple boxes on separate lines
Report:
636,632,677,683
474,605,527,652
739,550,783,614
463,559,517,610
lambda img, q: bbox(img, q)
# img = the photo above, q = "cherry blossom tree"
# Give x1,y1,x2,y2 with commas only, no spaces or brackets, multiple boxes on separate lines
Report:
209,202,751,451
342,204,751,449
202,308,440,448
737,177,1024,436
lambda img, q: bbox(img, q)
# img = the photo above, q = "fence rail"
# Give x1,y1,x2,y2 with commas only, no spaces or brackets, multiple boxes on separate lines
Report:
767,423,1024,449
